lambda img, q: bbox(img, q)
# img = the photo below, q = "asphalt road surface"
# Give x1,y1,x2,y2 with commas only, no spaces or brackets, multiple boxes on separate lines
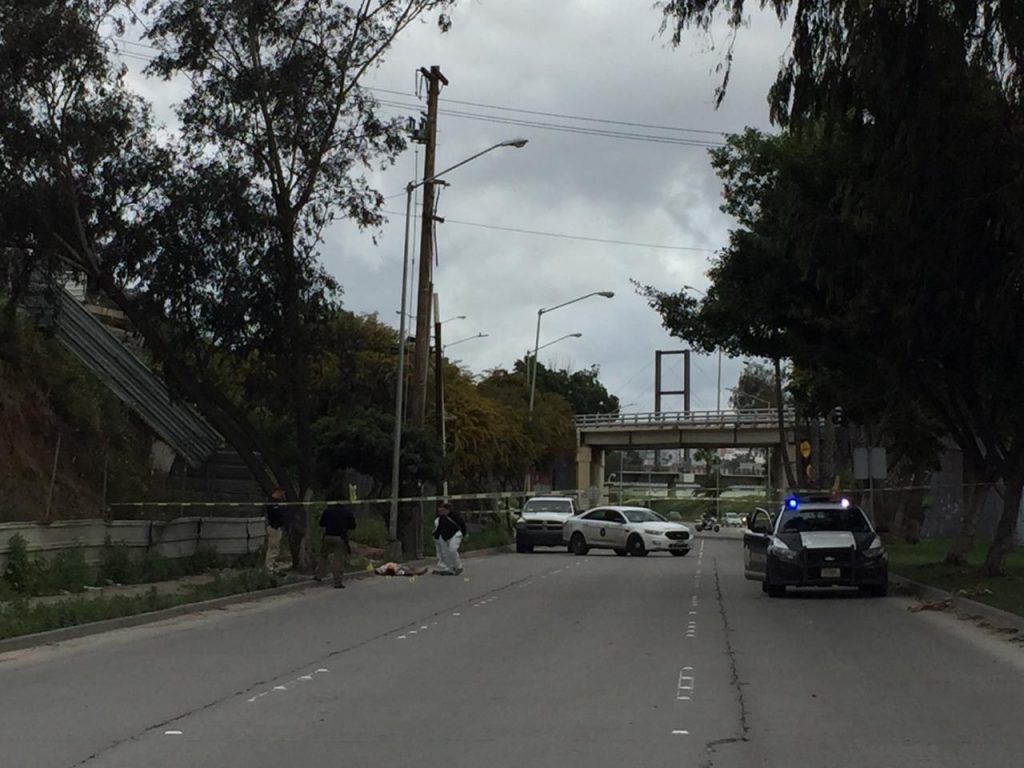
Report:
2,537,1024,768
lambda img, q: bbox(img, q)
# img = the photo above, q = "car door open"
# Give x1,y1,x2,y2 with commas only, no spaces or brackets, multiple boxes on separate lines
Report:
743,508,772,580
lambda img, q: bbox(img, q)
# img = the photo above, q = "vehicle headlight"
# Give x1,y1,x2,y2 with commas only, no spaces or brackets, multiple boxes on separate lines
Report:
768,536,799,560
863,536,886,559
644,529,663,537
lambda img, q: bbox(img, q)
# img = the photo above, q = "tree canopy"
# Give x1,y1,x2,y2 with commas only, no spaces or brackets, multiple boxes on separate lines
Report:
650,4,1024,571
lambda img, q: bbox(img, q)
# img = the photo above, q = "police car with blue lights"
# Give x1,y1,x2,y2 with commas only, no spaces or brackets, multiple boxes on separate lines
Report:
743,494,889,597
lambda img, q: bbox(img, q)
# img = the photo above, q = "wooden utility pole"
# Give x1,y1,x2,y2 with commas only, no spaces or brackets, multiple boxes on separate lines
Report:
408,65,447,426
433,293,446,497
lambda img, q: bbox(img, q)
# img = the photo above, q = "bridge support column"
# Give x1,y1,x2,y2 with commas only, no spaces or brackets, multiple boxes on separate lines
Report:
575,446,607,508
591,448,607,505
576,445,592,502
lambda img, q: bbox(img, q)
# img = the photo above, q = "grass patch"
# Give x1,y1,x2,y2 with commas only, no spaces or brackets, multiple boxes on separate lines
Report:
887,539,1024,618
2,533,262,598
0,569,279,641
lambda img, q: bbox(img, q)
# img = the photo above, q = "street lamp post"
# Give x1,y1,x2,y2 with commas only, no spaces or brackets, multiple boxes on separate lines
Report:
445,332,489,350
528,293,613,414
683,285,722,412
437,330,488,502
389,139,528,556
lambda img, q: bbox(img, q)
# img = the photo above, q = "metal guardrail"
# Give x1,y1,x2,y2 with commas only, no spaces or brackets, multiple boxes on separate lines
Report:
573,408,796,429
55,289,223,468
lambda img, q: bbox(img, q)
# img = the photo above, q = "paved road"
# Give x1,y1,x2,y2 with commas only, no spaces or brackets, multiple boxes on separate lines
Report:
2,538,1023,767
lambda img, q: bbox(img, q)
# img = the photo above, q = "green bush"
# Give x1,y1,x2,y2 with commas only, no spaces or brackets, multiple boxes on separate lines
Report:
3,534,33,593
351,516,390,550
98,539,136,584
47,547,90,593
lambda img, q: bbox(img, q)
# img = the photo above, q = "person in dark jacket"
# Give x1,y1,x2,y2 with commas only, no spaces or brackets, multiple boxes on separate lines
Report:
432,502,467,575
264,488,287,571
315,502,357,588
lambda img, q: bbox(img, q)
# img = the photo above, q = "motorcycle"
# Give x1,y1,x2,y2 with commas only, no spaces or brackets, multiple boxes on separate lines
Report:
694,513,720,533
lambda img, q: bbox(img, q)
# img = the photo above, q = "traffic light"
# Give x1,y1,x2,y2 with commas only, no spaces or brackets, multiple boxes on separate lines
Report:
831,406,847,426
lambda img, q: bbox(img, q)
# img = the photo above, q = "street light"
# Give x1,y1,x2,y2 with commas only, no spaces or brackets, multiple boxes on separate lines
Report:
444,332,489,350
389,139,528,554
535,331,582,354
528,293,613,413
725,386,773,409
683,284,723,413
441,314,467,325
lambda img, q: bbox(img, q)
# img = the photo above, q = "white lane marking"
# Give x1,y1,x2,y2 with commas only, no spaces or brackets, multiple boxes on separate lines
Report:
420,625,429,630
298,675,313,681
164,730,183,736
672,730,690,735
453,612,461,616
677,673,694,696
689,610,697,615
247,697,258,703
396,635,407,640
316,668,329,673
409,630,417,635
683,666,693,671
273,685,287,691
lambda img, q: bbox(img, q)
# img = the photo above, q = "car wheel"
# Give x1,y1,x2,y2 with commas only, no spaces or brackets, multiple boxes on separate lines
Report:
761,579,769,593
515,540,529,554
713,525,721,532
569,532,589,556
627,534,647,557
767,583,786,598
670,550,688,557
613,548,628,557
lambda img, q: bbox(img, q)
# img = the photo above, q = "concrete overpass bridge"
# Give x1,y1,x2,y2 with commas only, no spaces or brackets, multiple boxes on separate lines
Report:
574,408,797,502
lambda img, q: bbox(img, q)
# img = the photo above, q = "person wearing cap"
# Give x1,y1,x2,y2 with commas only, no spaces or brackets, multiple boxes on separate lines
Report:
432,502,467,575
264,488,287,571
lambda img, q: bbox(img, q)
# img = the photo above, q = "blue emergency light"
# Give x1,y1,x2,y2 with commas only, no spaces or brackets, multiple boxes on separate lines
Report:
786,497,799,510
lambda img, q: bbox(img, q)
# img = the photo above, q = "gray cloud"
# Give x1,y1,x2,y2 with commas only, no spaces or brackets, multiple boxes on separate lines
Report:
122,1,791,414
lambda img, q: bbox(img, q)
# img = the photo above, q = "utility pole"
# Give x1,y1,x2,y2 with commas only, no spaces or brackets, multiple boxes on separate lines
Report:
433,293,446,493
408,65,447,426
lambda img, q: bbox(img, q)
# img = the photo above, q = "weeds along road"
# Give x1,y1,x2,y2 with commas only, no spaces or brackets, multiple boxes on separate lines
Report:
2,538,1023,768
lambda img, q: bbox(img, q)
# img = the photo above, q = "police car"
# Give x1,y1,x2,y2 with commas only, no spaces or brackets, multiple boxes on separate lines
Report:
743,494,889,597
563,505,692,557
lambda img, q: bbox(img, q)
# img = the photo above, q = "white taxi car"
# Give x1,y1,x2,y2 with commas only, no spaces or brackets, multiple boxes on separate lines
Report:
563,505,692,557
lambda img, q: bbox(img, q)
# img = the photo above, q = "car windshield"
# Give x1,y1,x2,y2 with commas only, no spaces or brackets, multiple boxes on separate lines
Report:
623,509,666,523
523,500,573,514
777,507,871,533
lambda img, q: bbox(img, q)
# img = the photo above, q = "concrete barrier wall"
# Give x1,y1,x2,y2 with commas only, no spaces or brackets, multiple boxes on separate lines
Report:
0,517,265,570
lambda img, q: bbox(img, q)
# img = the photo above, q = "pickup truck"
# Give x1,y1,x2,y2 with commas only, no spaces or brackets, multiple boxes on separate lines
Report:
515,496,577,553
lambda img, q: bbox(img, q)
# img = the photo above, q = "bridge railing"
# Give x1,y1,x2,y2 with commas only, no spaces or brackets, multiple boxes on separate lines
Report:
573,408,795,429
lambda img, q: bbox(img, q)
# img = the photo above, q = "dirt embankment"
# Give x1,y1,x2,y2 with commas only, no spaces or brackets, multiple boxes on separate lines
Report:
0,317,154,522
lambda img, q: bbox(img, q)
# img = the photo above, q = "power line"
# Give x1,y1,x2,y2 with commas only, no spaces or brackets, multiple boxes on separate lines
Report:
381,210,716,252
377,99,723,148
108,44,729,147
369,85,728,138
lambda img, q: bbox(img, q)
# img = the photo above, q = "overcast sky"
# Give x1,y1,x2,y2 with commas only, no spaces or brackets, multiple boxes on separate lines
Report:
125,2,791,414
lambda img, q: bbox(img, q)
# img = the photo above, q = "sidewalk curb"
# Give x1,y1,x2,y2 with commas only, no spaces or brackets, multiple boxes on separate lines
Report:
0,545,511,654
890,573,1024,635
